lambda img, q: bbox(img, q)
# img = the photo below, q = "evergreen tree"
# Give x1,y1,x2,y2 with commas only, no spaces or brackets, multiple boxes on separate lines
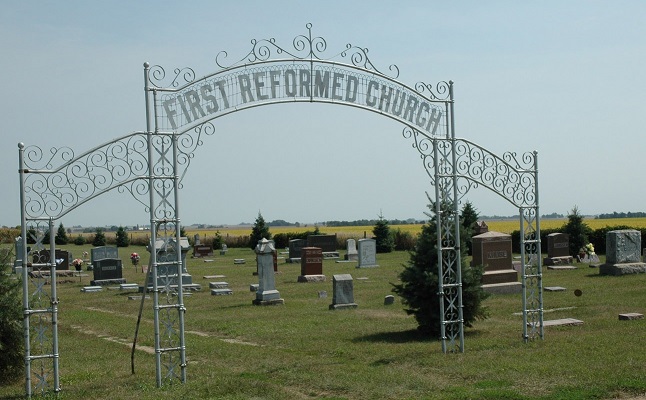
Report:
373,213,394,253
55,222,68,245
562,206,592,257
0,249,24,383
392,201,489,336
249,212,272,249
92,228,106,247
460,201,479,255
73,234,86,245
115,226,129,247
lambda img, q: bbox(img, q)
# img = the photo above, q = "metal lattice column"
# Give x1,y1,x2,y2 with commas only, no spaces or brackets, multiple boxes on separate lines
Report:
19,149,61,397
144,63,188,386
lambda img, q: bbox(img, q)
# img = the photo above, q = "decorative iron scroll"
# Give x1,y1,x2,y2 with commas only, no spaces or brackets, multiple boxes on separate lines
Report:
21,123,214,220
213,23,400,80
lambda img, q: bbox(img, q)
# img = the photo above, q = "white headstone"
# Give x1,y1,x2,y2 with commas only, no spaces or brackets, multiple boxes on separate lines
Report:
357,239,378,268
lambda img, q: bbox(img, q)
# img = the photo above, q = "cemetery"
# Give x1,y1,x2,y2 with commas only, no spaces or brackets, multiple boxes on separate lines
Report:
2,232,646,399
6,23,646,400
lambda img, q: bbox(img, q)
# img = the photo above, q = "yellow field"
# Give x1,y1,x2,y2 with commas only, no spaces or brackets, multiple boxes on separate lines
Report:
104,217,646,241
177,217,646,238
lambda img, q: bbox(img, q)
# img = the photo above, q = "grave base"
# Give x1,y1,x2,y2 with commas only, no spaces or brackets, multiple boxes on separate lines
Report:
210,288,233,295
482,281,523,294
547,265,577,270
543,256,573,266
619,313,644,320
286,258,301,263
252,298,285,306
356,264,379,268
297,274,326,283
599,262,646,276
91,278,126,286
329,303,358,310
322,252,340,259
482,269,518,285
139,283,202,292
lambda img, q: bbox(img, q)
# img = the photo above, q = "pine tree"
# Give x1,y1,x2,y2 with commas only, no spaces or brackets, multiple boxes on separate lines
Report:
92,228,106,247
562,206,592,257
392,201,489,336
115,226,129,247
0,249,24,383
373,213,394,253
55,222,68,245
249,212,272,249
460,201,479,256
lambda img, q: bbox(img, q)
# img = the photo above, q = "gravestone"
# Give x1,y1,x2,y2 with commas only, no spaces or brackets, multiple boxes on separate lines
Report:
32,249,71,271
91,246,118,263
544,233,573,265
600,230,646,276
329,274,358,310
473,221,489,235
192,244,213,258
471,231,521,294
357,239,378,268
288,238,306,263
308,234,339,258
344,239,358,261
220,243,228,255
193,234,200,245
253,238,284,305
91,259,124,285
90,246,124,285
13,237,26,274
146,237,201,291
298,247,326,282
254,240,278,274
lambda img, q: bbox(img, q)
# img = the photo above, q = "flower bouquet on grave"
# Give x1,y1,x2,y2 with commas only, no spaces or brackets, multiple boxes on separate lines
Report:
578,243,597,263
72,258,84,272
130,252,140,271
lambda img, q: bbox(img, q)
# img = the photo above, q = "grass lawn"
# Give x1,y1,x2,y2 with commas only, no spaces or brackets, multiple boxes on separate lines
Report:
1,245,646,399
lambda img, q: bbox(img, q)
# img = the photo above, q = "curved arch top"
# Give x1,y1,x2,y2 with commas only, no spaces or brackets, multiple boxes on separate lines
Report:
145,23,452,140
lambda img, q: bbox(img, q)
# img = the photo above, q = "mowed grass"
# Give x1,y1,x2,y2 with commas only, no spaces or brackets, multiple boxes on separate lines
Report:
2,243,646,399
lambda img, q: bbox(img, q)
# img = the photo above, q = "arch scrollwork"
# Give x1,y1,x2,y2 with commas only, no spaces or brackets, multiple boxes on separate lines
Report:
22,133,149,220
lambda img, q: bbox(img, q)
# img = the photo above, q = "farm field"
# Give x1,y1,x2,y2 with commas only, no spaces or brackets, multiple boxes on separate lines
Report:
123,217,646,240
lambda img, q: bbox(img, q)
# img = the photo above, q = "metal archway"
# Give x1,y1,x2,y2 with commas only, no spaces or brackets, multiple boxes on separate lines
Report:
18,23,541,396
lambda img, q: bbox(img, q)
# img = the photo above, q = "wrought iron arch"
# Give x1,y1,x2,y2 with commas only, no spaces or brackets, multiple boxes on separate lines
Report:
18,23,542,396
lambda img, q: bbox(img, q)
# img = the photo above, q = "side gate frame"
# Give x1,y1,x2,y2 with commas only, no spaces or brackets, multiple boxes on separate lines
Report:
17,24,542,397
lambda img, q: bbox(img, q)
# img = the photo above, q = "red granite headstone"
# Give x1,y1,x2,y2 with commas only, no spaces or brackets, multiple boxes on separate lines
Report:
300,247,323,275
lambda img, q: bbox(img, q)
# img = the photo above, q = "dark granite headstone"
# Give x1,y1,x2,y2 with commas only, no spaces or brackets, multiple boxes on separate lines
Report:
32,249,71,271
547,233,570,258
288,239,306,259
92,258,123,281
307,235,337,252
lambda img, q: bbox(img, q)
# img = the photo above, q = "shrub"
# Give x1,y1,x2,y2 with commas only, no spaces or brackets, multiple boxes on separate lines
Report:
0,249,24,383
73,234,86,245
393,229,415,251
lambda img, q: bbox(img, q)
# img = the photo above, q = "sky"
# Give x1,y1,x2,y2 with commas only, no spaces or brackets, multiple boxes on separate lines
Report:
1,1,645,228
